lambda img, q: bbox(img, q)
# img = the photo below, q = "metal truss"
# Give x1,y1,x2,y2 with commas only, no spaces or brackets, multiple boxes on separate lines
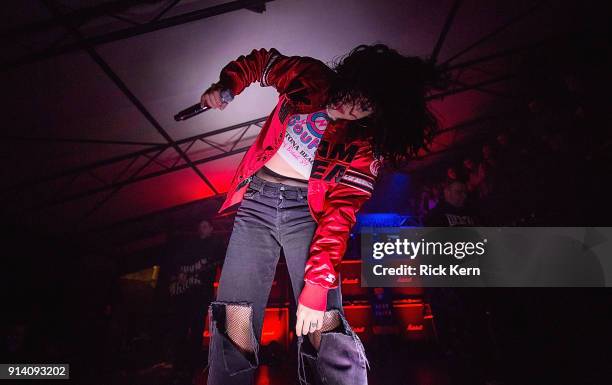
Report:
2,117,267,214
429,0,463,64
0,0,272,221
2,0,274,70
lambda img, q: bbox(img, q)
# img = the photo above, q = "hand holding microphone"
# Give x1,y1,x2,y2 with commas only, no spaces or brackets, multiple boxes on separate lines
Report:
174,83,234,121
202,83,232,110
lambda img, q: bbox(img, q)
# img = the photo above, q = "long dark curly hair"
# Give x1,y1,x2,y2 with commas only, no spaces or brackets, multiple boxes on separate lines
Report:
328,44,450,169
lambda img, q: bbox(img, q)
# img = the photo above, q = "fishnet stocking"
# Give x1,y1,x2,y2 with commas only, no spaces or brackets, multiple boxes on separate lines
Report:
226,305,255,354
307,310,342,351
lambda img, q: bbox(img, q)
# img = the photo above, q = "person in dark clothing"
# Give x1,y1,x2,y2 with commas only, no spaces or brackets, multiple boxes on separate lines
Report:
423,180,499,384
423,180,480,226
161,219,225,385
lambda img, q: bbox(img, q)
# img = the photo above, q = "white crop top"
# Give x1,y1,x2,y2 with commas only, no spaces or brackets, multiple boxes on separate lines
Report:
275,109,330,179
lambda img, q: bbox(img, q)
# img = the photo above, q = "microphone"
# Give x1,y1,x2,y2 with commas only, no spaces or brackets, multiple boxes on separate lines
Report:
174,89,234,121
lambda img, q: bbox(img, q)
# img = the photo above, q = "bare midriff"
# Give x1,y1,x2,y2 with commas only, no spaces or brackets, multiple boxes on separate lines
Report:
256,151,309,186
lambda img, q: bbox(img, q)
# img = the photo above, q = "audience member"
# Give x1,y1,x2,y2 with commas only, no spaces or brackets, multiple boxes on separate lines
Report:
423,180,480,226
159,219,225,385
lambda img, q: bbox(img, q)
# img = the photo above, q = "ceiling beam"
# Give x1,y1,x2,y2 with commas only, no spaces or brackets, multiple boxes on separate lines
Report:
440,0,547,66
2,117,266,193
430,0,462,64
2,0,273,71
1,0,159,38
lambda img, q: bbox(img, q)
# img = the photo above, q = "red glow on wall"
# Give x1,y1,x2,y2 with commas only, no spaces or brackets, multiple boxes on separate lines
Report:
202,307,289,348
260,307,289,346
255,365,271,385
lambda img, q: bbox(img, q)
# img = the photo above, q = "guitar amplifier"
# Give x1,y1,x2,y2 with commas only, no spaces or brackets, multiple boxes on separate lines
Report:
340,260,369,298
340,261,424,300
391,286,424,298
342,302,435,344
393,301,435,341
343,304,374,343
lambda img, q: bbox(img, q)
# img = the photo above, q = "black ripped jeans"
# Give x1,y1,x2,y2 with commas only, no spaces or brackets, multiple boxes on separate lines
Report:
206,174,368,385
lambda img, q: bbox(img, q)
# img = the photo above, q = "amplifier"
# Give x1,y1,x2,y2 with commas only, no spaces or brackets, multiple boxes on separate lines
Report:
394,301,435,341
343,304,375,343
339,301,435,343
340,260,368,298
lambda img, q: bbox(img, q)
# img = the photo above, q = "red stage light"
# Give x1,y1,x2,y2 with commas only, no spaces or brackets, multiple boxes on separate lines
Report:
203,307,289,349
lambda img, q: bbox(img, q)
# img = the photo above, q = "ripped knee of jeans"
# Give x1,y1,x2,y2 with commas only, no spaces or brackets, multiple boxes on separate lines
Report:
307,309,343,351
206,301,259,375
297,308,370,385
319,308,370,371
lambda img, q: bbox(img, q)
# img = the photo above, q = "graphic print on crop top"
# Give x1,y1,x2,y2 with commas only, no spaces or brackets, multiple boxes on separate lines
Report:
276,110,330,179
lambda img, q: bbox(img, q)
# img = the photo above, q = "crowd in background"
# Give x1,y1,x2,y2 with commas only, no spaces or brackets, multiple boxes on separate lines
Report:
411,50,608,227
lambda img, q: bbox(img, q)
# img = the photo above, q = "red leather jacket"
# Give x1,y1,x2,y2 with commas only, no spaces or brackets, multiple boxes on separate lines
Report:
216,48,382,311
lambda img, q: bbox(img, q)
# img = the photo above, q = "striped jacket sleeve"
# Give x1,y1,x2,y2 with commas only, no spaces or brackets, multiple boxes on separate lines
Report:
217,48,332,101
298,143,382,311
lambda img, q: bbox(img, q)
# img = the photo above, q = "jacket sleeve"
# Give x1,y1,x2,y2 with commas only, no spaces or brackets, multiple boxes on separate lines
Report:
217,48,332,101
298,146,382,311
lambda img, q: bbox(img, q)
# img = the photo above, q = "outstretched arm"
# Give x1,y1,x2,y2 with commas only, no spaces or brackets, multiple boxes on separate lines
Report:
201,47,332,109
295,145,381,336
